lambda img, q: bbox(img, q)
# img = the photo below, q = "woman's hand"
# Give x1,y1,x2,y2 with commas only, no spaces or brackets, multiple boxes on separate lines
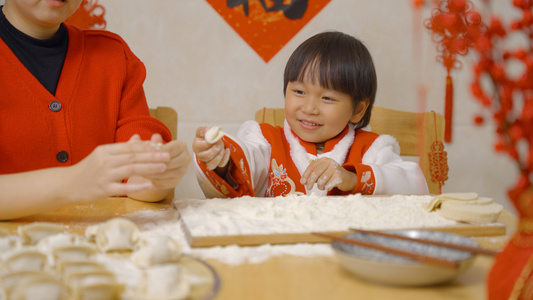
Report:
300,158,357,192
192,127,230,170
142,133,191,190
69,135,171,202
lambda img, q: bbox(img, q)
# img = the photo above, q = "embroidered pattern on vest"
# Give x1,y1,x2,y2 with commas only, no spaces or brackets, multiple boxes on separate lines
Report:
360,171,375,194
266,159,296,197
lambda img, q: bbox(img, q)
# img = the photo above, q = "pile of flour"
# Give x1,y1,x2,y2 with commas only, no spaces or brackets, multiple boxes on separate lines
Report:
175,194,457,236
125,194,458,265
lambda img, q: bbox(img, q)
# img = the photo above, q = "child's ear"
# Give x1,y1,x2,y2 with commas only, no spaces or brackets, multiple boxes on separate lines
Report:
350,99,370,124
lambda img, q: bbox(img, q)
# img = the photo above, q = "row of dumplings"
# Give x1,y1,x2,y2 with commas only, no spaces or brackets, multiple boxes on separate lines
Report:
0,218,190,300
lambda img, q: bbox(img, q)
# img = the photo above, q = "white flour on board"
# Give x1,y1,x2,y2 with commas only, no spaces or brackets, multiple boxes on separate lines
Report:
124,194,458,265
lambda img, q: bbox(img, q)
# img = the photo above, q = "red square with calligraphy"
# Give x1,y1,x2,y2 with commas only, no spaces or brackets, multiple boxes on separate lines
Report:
206,0,332,62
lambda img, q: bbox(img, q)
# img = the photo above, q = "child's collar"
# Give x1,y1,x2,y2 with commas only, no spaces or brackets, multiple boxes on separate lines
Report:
283,120,356,186
285,121,352,155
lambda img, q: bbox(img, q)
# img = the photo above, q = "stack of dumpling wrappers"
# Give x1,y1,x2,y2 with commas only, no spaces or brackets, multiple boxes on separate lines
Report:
0,218,189,300
426,193,504,224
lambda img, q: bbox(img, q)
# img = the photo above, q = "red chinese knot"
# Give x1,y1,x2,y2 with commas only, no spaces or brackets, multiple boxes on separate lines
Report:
424,0,487,142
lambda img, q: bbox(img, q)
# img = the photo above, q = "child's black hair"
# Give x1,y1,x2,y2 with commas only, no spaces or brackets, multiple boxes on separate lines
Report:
283,31,377,128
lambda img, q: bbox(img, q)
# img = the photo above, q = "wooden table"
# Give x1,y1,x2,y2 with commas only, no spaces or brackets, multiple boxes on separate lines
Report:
0,197,517,300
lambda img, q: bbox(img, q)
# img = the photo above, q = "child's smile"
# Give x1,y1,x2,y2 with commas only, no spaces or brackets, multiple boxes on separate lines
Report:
299,119,323,130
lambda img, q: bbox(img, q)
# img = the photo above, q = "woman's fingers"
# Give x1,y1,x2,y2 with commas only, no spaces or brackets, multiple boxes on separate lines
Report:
150,133,163,144
105,140,162,155
106,181,153,197
110,162,167,182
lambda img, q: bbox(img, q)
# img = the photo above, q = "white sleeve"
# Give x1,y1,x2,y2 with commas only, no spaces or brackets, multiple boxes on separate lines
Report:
235,120,272,196
363,134,429,195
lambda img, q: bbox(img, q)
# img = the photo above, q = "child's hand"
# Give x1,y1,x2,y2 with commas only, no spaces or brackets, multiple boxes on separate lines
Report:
193,127,230,170
69,135,171,202
300,158,357,192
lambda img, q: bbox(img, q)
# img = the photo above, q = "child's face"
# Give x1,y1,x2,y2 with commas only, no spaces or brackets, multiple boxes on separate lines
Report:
3,0,82,38
285,79,367,144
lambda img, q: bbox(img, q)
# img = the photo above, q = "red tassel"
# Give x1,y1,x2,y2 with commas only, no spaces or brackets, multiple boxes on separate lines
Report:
444,75,453,142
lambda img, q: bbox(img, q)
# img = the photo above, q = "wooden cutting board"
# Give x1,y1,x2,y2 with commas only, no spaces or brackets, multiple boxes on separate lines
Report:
183,222,507,248
175,197,514,248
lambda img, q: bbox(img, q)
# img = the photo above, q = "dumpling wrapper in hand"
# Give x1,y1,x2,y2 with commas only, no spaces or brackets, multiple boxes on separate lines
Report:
205,126,224,144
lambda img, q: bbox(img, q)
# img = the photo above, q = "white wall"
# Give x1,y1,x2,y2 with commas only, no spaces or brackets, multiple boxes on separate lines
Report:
93,0,520,214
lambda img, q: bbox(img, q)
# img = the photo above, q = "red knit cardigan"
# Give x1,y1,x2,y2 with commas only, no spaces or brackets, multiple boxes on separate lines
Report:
0,24,171,174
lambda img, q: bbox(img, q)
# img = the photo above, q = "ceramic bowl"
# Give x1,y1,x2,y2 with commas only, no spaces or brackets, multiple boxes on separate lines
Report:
331,230,478,286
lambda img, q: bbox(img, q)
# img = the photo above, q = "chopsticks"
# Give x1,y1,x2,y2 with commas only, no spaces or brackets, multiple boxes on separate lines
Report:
312,232,459,269
349,228,498,256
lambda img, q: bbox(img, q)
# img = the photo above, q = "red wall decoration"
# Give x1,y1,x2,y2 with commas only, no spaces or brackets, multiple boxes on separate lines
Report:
65,0,106,30
424,0,487,143
206,0,332,63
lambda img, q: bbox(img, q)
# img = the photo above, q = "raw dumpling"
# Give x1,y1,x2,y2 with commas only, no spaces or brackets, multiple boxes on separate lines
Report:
0,235,23,255
131,236,182,268
52,244,97,265
138,263,190,300
84,225,99,243
66,270,116,289
37,233,79,254
1,249,48,272
18,223,65,245
0,270,49,295
67,271,123,300
71,282,124,300
94,218,140,252
57,261,106,278
10,273,68,300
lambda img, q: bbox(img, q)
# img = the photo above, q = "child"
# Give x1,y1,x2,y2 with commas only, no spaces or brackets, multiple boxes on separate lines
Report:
193,31,428,198
0,0,191,220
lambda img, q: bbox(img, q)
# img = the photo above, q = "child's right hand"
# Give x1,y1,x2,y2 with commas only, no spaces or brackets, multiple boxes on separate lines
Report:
193,126,230,170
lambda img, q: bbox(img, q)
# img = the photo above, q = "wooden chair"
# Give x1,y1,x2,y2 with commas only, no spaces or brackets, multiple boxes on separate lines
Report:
149,106,178,199
149,106,178,140
255,106,447,194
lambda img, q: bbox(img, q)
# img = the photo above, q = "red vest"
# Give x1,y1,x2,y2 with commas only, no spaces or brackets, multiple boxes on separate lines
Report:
196,123,379,197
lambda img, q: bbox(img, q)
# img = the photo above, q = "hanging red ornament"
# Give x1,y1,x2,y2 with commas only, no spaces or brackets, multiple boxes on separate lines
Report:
428,112,449,193
412,0,426,8
428,140,449,193
424,0,487,142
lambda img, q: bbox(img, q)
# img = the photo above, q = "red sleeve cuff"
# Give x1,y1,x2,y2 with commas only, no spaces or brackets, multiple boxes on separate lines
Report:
196,137,255,197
